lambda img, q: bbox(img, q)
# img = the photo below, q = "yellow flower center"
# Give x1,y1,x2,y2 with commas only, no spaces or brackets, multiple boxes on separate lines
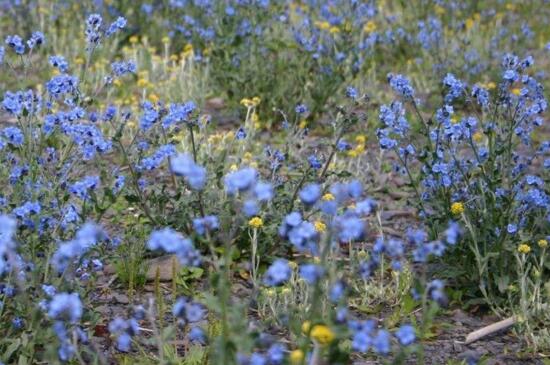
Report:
310,324,335,345
314,221,326,233
289,349,304,365
450,202,465,215
249,217,263,229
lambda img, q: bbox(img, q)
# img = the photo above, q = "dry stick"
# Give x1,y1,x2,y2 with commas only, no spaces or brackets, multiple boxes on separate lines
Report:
461,316,517,345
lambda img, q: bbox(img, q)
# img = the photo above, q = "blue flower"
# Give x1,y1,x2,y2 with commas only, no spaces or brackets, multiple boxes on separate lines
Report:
69,176,100,201
372,330,391,355
3,126,24,146
329,280,346,303
111,61,137,77
42,285,57,297
27,31,45,49
299,264,324,285
46,74,79,98
162,102,196,128
507,223,518,234
139,102,159,130
395,324,416,346
193,216,219,236
189,326,207,344
138,144,176,171
264,259,291,286
106,16,127,36
308,155,322,169
295,104,308,114
173,297,206,323
299,183,321,205
253,182,274,201
279,213,318,253
13,201,41,218
147,228,200,266
47,293,83,323
334,214,365,242
267,343,286,364
49,56,69,73
85,14,103,44
243,200,259,217
5,35,25,54
427,279,447,306
52,223,106,272
444,221,462,245
170,153,207,190
443,73,465,103
224,168,257,195
109,317,139,352
346,86,358,99
12,317,24,329
387,73,415,98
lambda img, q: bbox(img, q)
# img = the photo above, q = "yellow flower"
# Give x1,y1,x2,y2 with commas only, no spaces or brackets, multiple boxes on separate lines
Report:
289,349,304,365
129,35,139,44
264,288,276,297
450,202,465,215
75,57,85,65
472,131,484,143
148,94,159,103
511,88,521,96
322,193,335,201
249,217,263,229
363,20,377,34
310,325,335,345
301,321,311,335
518,244,531,254
538,239,548,248
434,5,445,15
486,82,497,90
354,145,365,154
299,119,308,129
281,287,291,295
314,221,326,233
240,97,261,108
162,36,170,44
229,164,238,171
347,149,358,158
355,135,367,144
137,78,149,88
315,20,331,30
465,18,475,31
329,26,340,34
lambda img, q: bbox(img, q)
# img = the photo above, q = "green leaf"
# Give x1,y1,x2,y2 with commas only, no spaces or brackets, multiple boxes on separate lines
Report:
496,275,509,293
4,339,21,361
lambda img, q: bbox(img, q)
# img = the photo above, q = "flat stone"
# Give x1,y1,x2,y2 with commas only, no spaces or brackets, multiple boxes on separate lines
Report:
145,255,181,282
113,293,129,304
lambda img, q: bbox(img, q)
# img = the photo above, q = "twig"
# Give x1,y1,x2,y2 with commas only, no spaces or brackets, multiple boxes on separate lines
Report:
461,316,517,345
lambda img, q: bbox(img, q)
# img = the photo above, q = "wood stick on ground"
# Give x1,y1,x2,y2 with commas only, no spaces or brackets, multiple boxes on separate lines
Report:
463,316,517,345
